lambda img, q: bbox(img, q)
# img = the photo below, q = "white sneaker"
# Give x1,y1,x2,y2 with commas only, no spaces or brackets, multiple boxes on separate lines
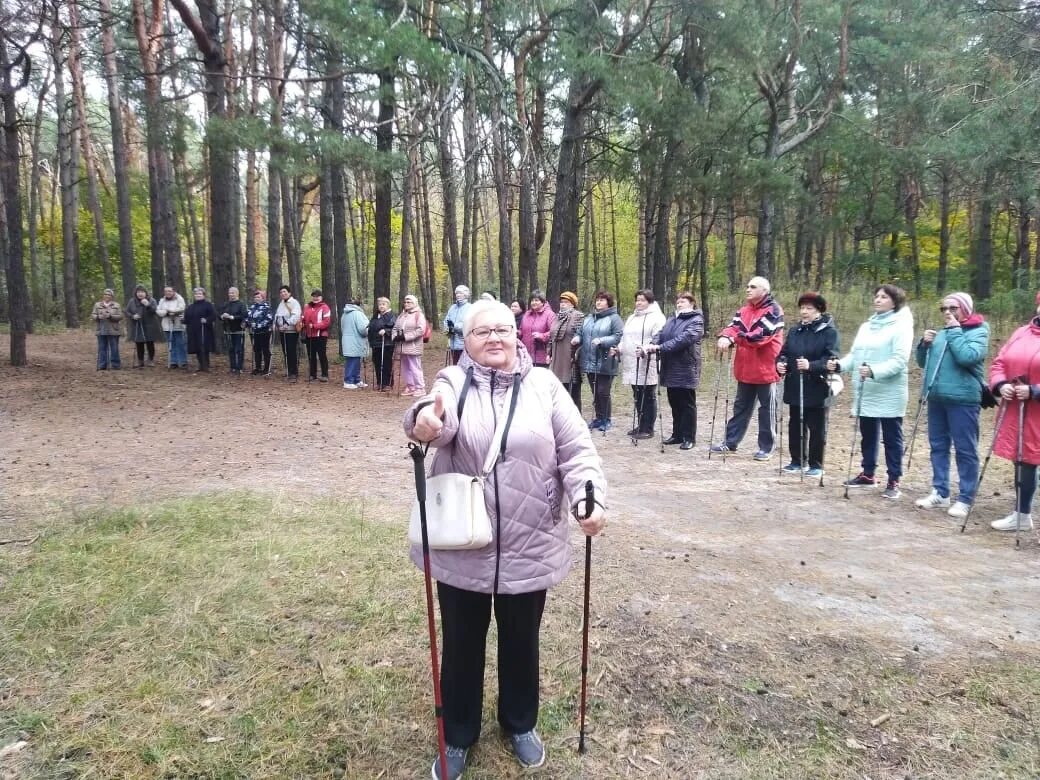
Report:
947,501,971,519
343,383,358,389
990,512,1034,531
915,490,950,509
357,382,369,388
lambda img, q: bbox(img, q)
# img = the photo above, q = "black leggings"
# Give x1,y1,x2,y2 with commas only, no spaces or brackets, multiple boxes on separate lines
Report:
252,332,271,373
371,342,395,387
667,387,697,443
135,341,156,361
787,405,827,469
587,372,614,422
631,385,657,433
306,335,329,378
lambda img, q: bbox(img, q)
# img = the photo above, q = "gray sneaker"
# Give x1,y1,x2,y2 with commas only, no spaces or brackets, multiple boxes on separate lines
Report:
431,745,468,780
752,449,773,461
881,481,901,499
509,729,546,768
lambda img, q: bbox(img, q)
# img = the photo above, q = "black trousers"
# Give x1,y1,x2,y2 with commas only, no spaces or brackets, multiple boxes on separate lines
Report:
631,385,657,434
372,342,394,387
195,350,210,371
135,341,156,361
437,582,547,748
306,335,329,378
787,405,827,468
587,372,615,422
276,332,299,376
667,387,697,443
563,380,581,410
252,332,271,373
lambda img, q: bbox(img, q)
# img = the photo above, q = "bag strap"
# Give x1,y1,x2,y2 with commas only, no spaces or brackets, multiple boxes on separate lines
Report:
480,373,519,478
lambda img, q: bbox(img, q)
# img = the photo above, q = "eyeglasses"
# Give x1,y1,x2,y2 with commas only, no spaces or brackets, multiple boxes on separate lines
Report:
468,325,514,340
939,305,960,312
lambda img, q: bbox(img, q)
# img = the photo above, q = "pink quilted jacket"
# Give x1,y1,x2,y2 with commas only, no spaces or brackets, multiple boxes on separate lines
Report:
404,342,606,594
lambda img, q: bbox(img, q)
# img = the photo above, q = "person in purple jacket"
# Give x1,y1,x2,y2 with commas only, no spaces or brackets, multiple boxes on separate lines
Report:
405,299,607,780
518,290,555,367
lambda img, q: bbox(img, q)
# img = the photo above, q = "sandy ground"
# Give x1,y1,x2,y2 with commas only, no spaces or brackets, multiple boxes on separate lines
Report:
1,331,1038,663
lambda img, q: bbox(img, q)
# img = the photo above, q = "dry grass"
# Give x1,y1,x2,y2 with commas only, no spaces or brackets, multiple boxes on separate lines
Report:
2,492,1040,779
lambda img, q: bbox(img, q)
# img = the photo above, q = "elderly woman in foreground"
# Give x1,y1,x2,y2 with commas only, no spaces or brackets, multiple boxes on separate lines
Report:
404,300,607,780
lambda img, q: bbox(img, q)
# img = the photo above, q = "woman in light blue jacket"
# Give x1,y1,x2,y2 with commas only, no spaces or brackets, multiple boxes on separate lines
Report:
340,298,370,388
828,284,914,499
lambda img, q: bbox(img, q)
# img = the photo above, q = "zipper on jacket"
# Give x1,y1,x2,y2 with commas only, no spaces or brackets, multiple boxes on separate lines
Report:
490,371,502,596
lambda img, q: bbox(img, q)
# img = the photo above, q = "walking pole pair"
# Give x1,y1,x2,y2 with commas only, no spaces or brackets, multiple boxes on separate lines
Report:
906,340,948,470
380,335,388,390
843,365,868,500
707,353,724,459
630,352,641,444
799,360,808,483
408,443,450,780
776,362,786,477
960,398,1010,532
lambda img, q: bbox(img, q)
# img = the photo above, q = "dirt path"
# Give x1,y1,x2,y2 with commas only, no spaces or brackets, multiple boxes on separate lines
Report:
3,331,1037,665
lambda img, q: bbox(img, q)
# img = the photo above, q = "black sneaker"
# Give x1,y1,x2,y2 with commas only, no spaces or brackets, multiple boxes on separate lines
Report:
662,436,682,445
430,745,468,780
508,729,545,768
844,472,877,487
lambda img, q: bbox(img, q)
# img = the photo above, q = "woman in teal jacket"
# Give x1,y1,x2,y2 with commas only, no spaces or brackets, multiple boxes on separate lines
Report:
828,284,914,499
340,298,370,388
913,292,989,518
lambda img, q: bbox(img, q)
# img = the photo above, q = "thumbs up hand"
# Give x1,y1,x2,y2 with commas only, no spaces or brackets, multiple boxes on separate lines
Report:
413,393,445,442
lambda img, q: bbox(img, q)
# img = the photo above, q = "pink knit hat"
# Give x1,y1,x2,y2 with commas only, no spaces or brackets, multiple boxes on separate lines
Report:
946,292,973,316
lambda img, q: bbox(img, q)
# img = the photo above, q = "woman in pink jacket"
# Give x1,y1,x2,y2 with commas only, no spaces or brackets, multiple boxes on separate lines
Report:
518,291,555,367
393,294,427,396
405,300,606,779
987,292,1040,533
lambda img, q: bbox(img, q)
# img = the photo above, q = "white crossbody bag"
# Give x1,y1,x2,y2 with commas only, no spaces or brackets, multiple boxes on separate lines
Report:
408,380,515,550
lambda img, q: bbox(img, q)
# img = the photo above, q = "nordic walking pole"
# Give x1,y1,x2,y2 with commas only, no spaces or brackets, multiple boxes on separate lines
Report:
906,340,947,470
776,361,786,477
960,398,1010,532
408,443,450,780
577,479,594,755
630,351,641,445
722,352,732,464
819,408,829,488
844,365,867,500
707,353,723,459
281,330,289,379
380,334,387,390
656,353,665,453
799,359,807,483
1015,395,1026,549
165,317,174,368
633,348,652,446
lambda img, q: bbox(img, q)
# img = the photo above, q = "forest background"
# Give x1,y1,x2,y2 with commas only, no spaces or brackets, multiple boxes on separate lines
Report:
2,0,1040,365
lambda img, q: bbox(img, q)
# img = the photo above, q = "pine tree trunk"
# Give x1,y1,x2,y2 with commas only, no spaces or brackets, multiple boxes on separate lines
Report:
68,0,114,291
373,68,395,301
1,37,31,364
54,27,80,328
27,61,48,314
99,0,136,301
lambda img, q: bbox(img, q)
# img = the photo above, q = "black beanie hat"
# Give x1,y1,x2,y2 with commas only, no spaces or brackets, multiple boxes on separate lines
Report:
796,291,827,312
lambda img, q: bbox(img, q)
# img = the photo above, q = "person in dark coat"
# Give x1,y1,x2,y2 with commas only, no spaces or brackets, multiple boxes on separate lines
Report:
184,287,217,374
368,296,398,390
644,292,704,449
125,285,162,367
219,286,249,375
776,292,840,476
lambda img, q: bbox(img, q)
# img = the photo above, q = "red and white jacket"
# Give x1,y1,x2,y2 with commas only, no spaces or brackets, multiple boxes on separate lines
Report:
302,300,331,338
720,294,785,384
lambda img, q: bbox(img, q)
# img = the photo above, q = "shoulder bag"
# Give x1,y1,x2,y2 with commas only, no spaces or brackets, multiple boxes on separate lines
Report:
408,378,517,550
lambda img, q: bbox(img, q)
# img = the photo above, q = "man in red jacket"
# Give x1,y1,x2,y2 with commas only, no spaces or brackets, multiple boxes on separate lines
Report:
710,276,785,460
